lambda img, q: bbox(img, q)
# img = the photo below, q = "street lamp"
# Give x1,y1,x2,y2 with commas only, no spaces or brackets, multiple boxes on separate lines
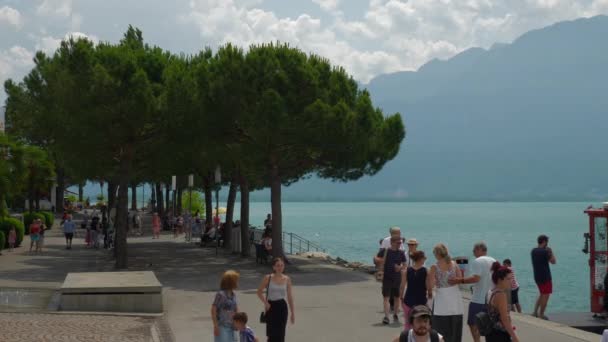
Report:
214,165,221,255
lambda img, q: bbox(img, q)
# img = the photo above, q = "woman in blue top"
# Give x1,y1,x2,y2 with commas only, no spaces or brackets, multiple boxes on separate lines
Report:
400,250,430,331
212,270,240,342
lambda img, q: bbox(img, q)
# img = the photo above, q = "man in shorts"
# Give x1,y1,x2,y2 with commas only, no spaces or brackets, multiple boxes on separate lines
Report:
375,236,406,325
449,241,495,342
532,234,556,319
62,214,76,250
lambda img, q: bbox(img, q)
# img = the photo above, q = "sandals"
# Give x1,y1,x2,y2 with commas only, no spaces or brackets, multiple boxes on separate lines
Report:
382,316,390,325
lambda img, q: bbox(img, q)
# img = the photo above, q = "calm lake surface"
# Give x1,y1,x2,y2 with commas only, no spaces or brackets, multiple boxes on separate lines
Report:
241,201,592,314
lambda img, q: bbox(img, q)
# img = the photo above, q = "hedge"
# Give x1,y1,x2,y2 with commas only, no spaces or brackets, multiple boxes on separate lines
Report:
0,231,5,252
39,211,54,228
24,212,46,235
0,217,24,248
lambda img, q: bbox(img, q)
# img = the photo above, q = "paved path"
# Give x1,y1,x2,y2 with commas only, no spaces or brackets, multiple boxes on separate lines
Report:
0,216,601,341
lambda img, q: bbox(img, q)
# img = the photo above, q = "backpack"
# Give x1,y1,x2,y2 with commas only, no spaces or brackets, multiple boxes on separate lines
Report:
475,291,499,336
399,329,440,342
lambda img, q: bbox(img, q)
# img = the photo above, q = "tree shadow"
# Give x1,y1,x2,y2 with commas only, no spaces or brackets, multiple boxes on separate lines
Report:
0,238,371,292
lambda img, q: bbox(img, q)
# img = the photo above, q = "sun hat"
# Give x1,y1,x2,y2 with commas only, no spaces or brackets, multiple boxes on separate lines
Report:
410,305,432,319
407,238,418,245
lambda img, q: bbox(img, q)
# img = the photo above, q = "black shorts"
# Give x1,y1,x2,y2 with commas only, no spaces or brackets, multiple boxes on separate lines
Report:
65,233,74,239
511,288,519,305
382,282,400,298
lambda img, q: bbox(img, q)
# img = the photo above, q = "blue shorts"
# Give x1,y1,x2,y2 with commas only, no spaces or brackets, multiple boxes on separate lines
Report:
31,235,40,242
467,302,487,326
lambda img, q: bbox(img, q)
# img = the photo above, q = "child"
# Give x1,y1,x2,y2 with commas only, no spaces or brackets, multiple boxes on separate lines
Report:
8,226,16,252
503,259,522,313
233,312,258,342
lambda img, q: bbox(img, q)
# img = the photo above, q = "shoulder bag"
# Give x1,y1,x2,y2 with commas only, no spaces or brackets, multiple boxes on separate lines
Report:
259,274,271,323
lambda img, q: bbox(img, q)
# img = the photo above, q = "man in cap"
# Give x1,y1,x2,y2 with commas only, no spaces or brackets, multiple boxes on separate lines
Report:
393,305,444,342
375,235,407,324
379,226,406,313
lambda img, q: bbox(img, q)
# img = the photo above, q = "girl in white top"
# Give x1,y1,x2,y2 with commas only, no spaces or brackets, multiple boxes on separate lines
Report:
428,243,464,342
257,257,295,342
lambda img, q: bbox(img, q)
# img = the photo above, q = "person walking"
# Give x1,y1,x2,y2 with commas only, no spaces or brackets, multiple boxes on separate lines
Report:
29,219,41,253
406,238,420,267
400,250,430,331
486,262,520,342
375,235,407,325
257,257,295,342
62,214,76,249
449,242,495,342
393,305,445,342
8,226,16,252
134,213,142,236
152,212,161,239
37,219,46,252
429,243,464,342
211,270,240,342
532,234,556,320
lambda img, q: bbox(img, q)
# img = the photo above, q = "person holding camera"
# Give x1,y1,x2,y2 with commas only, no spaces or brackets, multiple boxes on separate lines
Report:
532,234,556,320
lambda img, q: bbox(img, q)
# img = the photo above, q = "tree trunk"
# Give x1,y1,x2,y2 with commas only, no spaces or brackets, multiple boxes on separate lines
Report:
239,174,250,257
165,185,170,215
78,183,84,202
35,190,40,210
28,186,34,213
0,193,8,217
177,185,183,215
224,175,238,250
131,183,137,210
150,184,156,212
155,183,163,217
107,181,117,212
115,148,134,269
203,175,213,226
270,163,283,257
56,167,65,214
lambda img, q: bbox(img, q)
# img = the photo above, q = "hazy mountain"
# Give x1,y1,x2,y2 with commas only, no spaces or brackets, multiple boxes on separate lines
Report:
273,15,608,201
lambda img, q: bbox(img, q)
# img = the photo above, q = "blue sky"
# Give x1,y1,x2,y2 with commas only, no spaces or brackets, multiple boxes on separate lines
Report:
2,0,608,97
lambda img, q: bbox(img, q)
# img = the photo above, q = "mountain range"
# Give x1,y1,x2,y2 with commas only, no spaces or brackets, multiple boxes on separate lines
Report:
268,15,608,201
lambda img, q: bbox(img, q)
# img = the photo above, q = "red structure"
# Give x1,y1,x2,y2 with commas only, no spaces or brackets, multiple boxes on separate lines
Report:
583,206,608,313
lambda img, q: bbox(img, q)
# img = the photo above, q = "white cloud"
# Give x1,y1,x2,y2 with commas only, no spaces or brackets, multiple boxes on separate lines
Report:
312,0,340,12
0,6,23,29
0,46,35,83
37,0,72,17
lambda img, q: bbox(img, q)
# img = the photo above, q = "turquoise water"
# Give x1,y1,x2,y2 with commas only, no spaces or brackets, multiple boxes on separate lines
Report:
241,202,591,314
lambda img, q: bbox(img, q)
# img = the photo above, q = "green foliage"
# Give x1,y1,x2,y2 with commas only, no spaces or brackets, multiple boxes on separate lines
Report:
0,217,25,247
23,212,45,234
39,211,54,228
0,231,4,251
181,191,205,214
66,194,77,203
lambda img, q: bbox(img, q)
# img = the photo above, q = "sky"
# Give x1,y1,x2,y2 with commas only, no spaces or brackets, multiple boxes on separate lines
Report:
2,0,608,101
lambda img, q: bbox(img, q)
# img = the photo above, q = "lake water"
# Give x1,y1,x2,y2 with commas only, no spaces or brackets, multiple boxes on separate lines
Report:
240,201,592,314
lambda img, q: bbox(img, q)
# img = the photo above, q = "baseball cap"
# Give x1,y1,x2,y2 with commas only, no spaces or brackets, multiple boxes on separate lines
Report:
410,305,432,320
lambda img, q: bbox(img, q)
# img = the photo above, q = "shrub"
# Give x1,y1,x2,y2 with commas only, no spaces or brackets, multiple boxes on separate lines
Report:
0,231,5,251
39,211,54,229
23,212,46,235
0,217,25,248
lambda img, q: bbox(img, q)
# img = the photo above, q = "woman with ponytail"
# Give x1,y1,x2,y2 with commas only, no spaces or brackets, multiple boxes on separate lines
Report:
486,262,519,342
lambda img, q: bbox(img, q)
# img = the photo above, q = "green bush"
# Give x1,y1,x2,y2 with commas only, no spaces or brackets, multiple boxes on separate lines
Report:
23,212,46,235
0,231,5,252
39,211,54,229
0,217,24,248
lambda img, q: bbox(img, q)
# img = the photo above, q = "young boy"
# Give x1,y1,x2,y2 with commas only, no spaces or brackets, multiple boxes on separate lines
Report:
233,312,258,342
503,259,522,313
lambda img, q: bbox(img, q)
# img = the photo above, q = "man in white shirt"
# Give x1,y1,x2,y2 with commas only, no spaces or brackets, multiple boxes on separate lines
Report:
381,226,405,251
449,241,495,342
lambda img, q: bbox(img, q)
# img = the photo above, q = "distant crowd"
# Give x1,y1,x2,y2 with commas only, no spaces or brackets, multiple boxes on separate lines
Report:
373,226,556,342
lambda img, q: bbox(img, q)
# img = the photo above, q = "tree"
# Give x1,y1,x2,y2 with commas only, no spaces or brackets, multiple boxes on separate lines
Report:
23,146,55,212
0,135,25,216
235,43,405,257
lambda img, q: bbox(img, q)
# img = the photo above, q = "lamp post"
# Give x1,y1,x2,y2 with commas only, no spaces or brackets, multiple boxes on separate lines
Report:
214,166,221,256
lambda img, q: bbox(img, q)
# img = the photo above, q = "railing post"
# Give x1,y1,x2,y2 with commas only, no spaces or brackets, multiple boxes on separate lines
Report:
307,240,310,252
290,233,293,255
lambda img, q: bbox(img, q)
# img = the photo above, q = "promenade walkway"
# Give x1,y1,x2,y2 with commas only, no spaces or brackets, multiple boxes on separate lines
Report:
0,217,600,342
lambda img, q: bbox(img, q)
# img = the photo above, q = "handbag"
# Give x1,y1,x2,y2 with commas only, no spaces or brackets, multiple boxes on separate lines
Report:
260,274,271,323
375,248,389,282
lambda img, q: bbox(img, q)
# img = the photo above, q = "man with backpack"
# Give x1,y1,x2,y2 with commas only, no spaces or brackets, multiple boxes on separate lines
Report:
394,305,444,342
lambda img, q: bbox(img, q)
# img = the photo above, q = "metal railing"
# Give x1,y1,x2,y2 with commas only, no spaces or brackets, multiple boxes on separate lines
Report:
282,231,326,255
250,227,326,255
